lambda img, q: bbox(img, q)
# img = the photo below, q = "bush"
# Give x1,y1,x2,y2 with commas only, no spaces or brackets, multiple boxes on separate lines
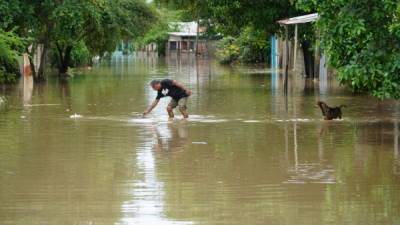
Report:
137,25,170,56
0,59,20,83
49,41,92,68
215,26,269,64
70,41,91,67
0,29,22,83
215,36,240,64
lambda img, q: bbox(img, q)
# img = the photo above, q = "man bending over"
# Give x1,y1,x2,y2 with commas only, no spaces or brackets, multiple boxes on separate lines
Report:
143,79,192,118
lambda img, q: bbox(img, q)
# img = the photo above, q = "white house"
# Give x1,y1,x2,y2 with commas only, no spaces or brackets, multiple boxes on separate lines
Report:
166,22,207,54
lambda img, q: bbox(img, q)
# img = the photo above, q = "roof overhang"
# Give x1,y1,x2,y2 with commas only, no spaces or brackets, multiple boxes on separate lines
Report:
168,32,198,37
277,13,319,25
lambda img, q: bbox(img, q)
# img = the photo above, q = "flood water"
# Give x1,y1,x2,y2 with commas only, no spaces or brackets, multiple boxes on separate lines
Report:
1,53,399,225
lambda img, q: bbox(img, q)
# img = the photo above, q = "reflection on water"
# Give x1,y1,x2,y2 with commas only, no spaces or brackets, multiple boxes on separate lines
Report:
0,54,400,225
119,123,192,225
22,75,34,105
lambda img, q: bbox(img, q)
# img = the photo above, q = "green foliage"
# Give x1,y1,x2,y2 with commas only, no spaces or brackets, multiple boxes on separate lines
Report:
0,0,157,76
154,0,209,21
216,26,269,64
237,26,269,63
115,0,158,39
207,0,297,36
0,59,20,84
49,41,91,68
215,36,240,64
156,0,295,35
0,0,23,30
297,0,400,99
52,0,156,73
136,8,179,56
71,41,92,67
0,29,23,83
156,0,298,63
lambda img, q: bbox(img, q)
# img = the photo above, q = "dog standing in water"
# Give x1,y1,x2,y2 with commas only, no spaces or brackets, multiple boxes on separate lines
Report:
143,79,192,118
317,101,346,120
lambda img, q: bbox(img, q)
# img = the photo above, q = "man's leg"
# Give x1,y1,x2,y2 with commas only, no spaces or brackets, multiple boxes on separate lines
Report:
178,98,189,118
167,99,178,118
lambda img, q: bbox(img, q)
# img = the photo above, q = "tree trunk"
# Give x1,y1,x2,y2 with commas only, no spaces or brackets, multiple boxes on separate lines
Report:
37,42,48,81
26,45,37,78
27,52,36,79
26,43,48,83
56,44,73,76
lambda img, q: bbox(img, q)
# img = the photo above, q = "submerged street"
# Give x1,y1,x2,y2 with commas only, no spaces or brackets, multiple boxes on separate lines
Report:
0,54,399,225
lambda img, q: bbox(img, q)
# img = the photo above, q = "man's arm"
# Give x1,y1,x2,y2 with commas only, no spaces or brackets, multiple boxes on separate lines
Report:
143,99,160,116
172,80,192,96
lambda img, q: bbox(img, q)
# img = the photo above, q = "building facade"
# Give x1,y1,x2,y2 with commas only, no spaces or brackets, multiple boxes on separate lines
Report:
166,22,207,54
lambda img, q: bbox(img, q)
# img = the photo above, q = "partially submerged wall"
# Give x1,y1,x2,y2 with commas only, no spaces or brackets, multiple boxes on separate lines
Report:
271,35,331,79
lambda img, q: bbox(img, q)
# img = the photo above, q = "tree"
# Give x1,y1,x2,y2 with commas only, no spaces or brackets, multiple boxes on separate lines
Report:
1,0,61,81
154,0,211,54
215,26,269,64
0,29,23,83
155,0,299,61
136,8,181,56
207,0,295,36
0,0,156,80
0,1,24,83
50,0,156,76
297,0,400,99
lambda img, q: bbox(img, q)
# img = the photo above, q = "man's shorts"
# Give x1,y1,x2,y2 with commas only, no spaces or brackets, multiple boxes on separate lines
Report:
168,97,188,110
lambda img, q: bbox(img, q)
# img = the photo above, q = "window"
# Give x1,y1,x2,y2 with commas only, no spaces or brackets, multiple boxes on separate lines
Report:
170,41,177,50
190,41,195,50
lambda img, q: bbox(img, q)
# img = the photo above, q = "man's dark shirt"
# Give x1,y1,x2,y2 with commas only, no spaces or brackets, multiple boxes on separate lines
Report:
156,79,188,100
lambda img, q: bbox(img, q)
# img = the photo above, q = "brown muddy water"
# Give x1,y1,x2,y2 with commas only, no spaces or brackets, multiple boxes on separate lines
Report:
0,53,399,225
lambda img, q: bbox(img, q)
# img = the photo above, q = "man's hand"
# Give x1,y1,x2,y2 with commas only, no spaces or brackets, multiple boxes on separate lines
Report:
142,111,149,117
186,89,192,96
142,99,159,117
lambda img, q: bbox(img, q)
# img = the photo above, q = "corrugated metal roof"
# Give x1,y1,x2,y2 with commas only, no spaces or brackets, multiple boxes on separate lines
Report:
277,13,319,25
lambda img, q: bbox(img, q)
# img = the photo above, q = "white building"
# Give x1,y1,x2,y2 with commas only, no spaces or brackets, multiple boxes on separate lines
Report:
167,22,207,54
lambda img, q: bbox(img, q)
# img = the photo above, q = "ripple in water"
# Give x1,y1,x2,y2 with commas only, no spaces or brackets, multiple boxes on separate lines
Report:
284,163,336,184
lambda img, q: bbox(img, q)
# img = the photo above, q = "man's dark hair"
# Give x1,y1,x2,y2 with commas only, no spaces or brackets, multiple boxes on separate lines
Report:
150,79,161,87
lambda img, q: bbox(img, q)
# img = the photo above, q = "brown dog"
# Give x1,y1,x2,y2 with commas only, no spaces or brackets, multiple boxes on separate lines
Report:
317,101,346,120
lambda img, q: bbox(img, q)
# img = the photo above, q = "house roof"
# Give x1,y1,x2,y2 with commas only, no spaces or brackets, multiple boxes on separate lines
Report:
168,32,198,37
168,21,199,37
277,13,319,25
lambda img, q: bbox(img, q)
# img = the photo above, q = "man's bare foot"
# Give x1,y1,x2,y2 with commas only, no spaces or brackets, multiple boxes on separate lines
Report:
180,110,189,118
